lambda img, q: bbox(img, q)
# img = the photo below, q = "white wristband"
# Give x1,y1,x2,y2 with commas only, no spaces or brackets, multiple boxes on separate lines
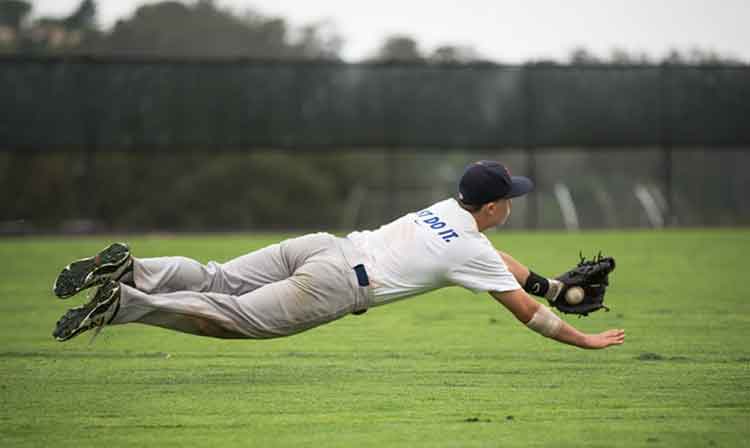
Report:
526,305,563,338
545,279,564,302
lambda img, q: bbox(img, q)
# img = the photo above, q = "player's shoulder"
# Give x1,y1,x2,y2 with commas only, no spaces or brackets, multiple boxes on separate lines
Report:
429,197,462,214
413,198,500,253
412,198,476,245
419,198,474,228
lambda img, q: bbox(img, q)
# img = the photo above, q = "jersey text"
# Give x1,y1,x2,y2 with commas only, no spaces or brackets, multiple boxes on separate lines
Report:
415,210,459,242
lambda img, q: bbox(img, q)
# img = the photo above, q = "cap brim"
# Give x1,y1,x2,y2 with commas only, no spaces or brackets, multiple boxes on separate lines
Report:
506,176,534,198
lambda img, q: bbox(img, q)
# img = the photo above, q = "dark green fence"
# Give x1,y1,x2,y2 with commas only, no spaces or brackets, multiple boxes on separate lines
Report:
2,57,749,150
1,57,749,233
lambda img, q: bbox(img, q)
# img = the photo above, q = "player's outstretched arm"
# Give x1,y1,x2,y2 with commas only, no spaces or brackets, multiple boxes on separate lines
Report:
490,289,624,349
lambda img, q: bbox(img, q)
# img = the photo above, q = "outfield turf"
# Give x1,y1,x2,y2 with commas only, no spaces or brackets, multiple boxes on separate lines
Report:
1,230,749,447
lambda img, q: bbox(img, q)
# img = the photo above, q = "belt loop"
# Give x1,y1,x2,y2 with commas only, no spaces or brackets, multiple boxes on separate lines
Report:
353,264,369,287
335,237,372,316
352,264,370,315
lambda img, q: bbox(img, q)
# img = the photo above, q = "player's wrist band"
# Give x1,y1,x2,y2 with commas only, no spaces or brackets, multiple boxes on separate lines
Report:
523,271,550,297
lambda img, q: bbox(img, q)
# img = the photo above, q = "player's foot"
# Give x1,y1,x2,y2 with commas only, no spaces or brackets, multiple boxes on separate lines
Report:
53,280,121,342
53,242,132,299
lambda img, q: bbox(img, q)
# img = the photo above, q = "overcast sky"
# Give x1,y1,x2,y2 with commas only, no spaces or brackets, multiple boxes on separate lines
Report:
30,0,750,63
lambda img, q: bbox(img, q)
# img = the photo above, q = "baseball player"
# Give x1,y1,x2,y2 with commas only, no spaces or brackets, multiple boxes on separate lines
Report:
52,161,624,349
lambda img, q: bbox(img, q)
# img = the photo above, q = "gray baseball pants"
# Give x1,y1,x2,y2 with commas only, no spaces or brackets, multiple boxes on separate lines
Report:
110,233,372,339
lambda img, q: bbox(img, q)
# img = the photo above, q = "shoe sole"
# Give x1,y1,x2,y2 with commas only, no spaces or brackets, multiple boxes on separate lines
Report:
53,281,120,342
53,243,131,299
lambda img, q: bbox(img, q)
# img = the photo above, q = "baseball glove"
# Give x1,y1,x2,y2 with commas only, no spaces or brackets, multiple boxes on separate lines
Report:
551,252,616,316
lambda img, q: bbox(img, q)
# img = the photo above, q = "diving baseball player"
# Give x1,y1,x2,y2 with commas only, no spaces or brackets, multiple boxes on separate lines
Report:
52,161,624,349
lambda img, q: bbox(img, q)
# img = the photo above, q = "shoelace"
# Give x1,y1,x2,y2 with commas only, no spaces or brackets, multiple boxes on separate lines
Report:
88,323,105,345
85,288,111,345
78,288,103,345
88,286,122,345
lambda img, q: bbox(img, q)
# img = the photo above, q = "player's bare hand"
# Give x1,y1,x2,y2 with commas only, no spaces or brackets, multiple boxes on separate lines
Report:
584,329,625,349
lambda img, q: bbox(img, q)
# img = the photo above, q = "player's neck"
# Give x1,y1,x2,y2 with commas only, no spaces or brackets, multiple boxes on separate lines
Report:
473,214,492,232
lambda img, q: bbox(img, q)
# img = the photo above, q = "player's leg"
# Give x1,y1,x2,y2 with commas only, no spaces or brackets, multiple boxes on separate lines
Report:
53,261,360,341
132,233,332,296
52,239,297,299
52,279,244,341
52,234,368,341
129,245,287,295
115,270,355,338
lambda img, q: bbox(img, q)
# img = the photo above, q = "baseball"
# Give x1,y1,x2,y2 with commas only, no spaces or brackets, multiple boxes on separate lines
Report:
565,286,585,305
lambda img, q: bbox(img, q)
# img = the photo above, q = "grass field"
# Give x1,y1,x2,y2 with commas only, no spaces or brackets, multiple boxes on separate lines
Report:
1,230,749,447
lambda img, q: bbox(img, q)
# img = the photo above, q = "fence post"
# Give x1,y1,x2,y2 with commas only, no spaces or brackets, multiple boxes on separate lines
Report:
76,60,98,227
660,65,674,226
523,66,538,230
526,148,538,229
384,147,398,222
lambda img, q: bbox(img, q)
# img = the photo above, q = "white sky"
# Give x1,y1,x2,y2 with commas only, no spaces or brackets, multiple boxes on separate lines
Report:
29,0,750,63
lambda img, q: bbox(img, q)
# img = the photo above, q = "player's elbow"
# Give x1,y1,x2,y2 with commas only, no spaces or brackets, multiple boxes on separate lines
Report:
490,289,540,324
516,299,540,324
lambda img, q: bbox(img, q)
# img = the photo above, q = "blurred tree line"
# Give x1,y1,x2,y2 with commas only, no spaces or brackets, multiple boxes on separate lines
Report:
0,0,747,232
2,0,744,64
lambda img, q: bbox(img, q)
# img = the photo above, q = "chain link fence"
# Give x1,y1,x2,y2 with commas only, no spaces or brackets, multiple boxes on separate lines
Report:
1,57,748,233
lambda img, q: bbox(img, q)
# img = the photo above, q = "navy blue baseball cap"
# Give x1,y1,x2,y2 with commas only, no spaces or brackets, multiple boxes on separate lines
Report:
458,161,534,205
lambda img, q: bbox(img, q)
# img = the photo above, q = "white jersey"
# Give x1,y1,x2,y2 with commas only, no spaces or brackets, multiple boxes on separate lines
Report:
346,198,520,306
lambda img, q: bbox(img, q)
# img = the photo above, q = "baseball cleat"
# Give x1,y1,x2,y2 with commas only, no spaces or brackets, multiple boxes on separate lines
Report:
53,242,132,299
53,280,121,342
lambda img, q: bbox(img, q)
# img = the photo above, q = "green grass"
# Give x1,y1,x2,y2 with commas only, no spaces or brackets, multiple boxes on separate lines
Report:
1,230,749,447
